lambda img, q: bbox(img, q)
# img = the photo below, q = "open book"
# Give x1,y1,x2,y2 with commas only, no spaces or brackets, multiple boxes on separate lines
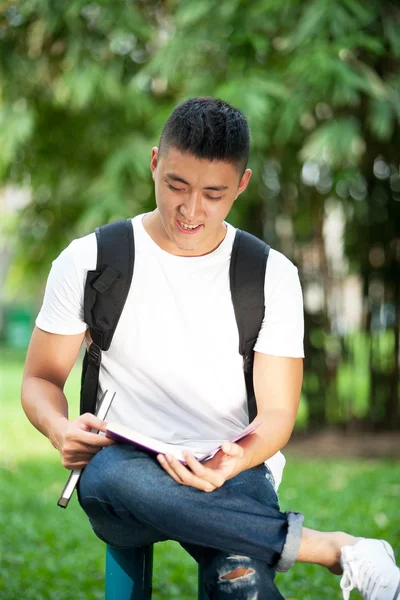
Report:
106,420,263,463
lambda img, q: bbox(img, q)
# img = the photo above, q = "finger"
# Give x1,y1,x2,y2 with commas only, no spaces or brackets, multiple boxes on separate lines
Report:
62,462,85,470
184,453,211,477
63,444,107,461
62,442,108,462
184,453,225,488
168,457,210,489
61,435,114,465
79,413,109,433
61,451,99,469
68,430,115,447
157,454,184,485
165,454,216,492
220,442,244,457
63,458,93,469
62,457,88,469
158,454,194,485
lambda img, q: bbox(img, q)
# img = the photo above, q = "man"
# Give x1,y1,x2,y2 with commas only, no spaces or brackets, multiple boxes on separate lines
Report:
22,97,399,599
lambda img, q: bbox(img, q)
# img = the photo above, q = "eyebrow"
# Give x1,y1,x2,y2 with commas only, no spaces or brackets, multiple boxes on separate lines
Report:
166,173,229,192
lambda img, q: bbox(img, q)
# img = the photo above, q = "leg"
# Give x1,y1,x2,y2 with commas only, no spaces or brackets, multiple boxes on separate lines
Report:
77,448,169,549
203,553,283,600
78,444,301,569
180,469,287,600
297,528,357,574
183,545,285,600
79,445,400,600
296,530,400,600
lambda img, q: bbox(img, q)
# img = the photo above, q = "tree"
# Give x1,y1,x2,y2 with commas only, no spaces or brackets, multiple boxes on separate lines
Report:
1,0,399,427
0,0,166,290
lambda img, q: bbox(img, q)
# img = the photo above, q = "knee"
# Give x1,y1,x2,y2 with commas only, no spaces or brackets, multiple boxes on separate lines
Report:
78,446,124,506
203,554,261,598
220,567,255,580
213,555,257,582
78,445,162,512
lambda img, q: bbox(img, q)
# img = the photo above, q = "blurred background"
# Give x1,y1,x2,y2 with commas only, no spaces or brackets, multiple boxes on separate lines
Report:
0,1,399,599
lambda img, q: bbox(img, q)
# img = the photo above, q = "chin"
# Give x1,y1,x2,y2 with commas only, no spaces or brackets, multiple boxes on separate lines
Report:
174,240,197,252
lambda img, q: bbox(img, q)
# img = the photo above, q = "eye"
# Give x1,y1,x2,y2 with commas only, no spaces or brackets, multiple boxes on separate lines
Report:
205,194,223,201
166,181,185,192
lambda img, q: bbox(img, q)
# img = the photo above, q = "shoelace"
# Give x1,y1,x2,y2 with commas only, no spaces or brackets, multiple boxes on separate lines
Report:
341,559,387,600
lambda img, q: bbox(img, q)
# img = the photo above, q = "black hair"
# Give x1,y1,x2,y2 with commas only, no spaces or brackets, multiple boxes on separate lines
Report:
158,97,250,173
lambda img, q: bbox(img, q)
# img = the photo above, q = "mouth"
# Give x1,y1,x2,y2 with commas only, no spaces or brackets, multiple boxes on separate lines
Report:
176,219,203,234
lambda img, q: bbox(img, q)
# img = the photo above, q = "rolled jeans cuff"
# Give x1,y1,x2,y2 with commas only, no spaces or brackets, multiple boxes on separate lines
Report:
275,511,304,572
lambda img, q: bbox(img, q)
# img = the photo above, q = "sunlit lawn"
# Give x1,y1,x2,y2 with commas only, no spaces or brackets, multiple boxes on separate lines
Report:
1,347,399,599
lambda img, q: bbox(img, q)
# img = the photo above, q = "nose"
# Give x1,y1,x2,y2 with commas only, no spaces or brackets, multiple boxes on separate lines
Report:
180,193,203,221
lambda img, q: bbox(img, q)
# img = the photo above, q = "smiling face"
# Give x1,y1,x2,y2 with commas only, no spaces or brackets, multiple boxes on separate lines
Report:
144,147,252,256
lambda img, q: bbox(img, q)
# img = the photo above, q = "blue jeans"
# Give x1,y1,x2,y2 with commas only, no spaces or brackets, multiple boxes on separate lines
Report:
78,445,303,599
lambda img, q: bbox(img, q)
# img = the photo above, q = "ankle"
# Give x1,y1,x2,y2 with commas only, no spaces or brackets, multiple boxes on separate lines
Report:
327,532,359,575
298,528,358,574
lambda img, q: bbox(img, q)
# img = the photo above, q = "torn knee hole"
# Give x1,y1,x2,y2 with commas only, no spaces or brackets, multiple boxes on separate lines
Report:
220,567,255,581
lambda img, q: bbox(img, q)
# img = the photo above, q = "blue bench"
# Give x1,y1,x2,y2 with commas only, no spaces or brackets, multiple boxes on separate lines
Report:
105,544,208,599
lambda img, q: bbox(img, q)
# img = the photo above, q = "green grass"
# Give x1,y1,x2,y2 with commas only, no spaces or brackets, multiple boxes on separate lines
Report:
1,347,399,599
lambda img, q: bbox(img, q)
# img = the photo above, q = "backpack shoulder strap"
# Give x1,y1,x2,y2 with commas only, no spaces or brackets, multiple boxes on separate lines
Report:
230,229,270,423
80,219,134,415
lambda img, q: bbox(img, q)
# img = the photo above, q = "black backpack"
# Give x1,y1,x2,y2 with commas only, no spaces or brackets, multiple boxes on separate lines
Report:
80,219,269,423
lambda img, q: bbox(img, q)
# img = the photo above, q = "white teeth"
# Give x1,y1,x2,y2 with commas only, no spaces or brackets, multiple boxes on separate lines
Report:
180,222,199,230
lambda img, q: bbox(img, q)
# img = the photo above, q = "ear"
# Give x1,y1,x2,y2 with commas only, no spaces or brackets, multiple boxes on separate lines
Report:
236,169,252,198
150,147,159,180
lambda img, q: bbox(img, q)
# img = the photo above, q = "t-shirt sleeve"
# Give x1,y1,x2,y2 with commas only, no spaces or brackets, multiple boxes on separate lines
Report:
35,236,95,335
253,250,304,358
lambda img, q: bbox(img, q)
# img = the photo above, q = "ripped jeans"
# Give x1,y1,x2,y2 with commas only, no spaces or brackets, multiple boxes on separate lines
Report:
78,445,304,600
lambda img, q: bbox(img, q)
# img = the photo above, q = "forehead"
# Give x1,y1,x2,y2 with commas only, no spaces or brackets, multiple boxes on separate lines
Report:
158,147,240,184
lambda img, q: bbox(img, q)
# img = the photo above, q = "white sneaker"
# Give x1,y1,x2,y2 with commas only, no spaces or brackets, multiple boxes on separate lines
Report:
340,539,400,600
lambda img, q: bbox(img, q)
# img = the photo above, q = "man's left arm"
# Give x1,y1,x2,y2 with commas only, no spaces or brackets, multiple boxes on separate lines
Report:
230,352,303,471
157,353,302,491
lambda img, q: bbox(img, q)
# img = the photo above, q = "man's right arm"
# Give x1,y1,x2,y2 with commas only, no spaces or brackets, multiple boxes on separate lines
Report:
22,326,114,470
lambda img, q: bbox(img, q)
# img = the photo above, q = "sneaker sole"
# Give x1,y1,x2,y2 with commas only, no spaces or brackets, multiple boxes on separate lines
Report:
380,540,400,600
393,576,400,600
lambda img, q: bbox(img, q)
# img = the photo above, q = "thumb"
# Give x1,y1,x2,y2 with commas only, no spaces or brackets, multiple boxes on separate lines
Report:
221,442,244,458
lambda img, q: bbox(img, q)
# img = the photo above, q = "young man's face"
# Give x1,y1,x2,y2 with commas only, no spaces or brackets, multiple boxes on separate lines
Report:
146,147,251,256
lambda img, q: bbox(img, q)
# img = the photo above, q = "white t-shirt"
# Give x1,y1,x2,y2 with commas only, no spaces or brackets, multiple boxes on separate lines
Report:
36,215,304,489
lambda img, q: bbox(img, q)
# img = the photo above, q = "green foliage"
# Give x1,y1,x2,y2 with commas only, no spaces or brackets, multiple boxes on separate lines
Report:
1,0,399,279
300,118,364,166
0,0,163,293
1,0,400,427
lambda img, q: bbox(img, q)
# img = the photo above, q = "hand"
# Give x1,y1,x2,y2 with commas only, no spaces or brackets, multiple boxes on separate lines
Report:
50,413,115,470
157,442,246,492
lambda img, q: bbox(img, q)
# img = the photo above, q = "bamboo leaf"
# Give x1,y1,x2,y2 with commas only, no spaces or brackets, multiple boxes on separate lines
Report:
299,118,365,167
